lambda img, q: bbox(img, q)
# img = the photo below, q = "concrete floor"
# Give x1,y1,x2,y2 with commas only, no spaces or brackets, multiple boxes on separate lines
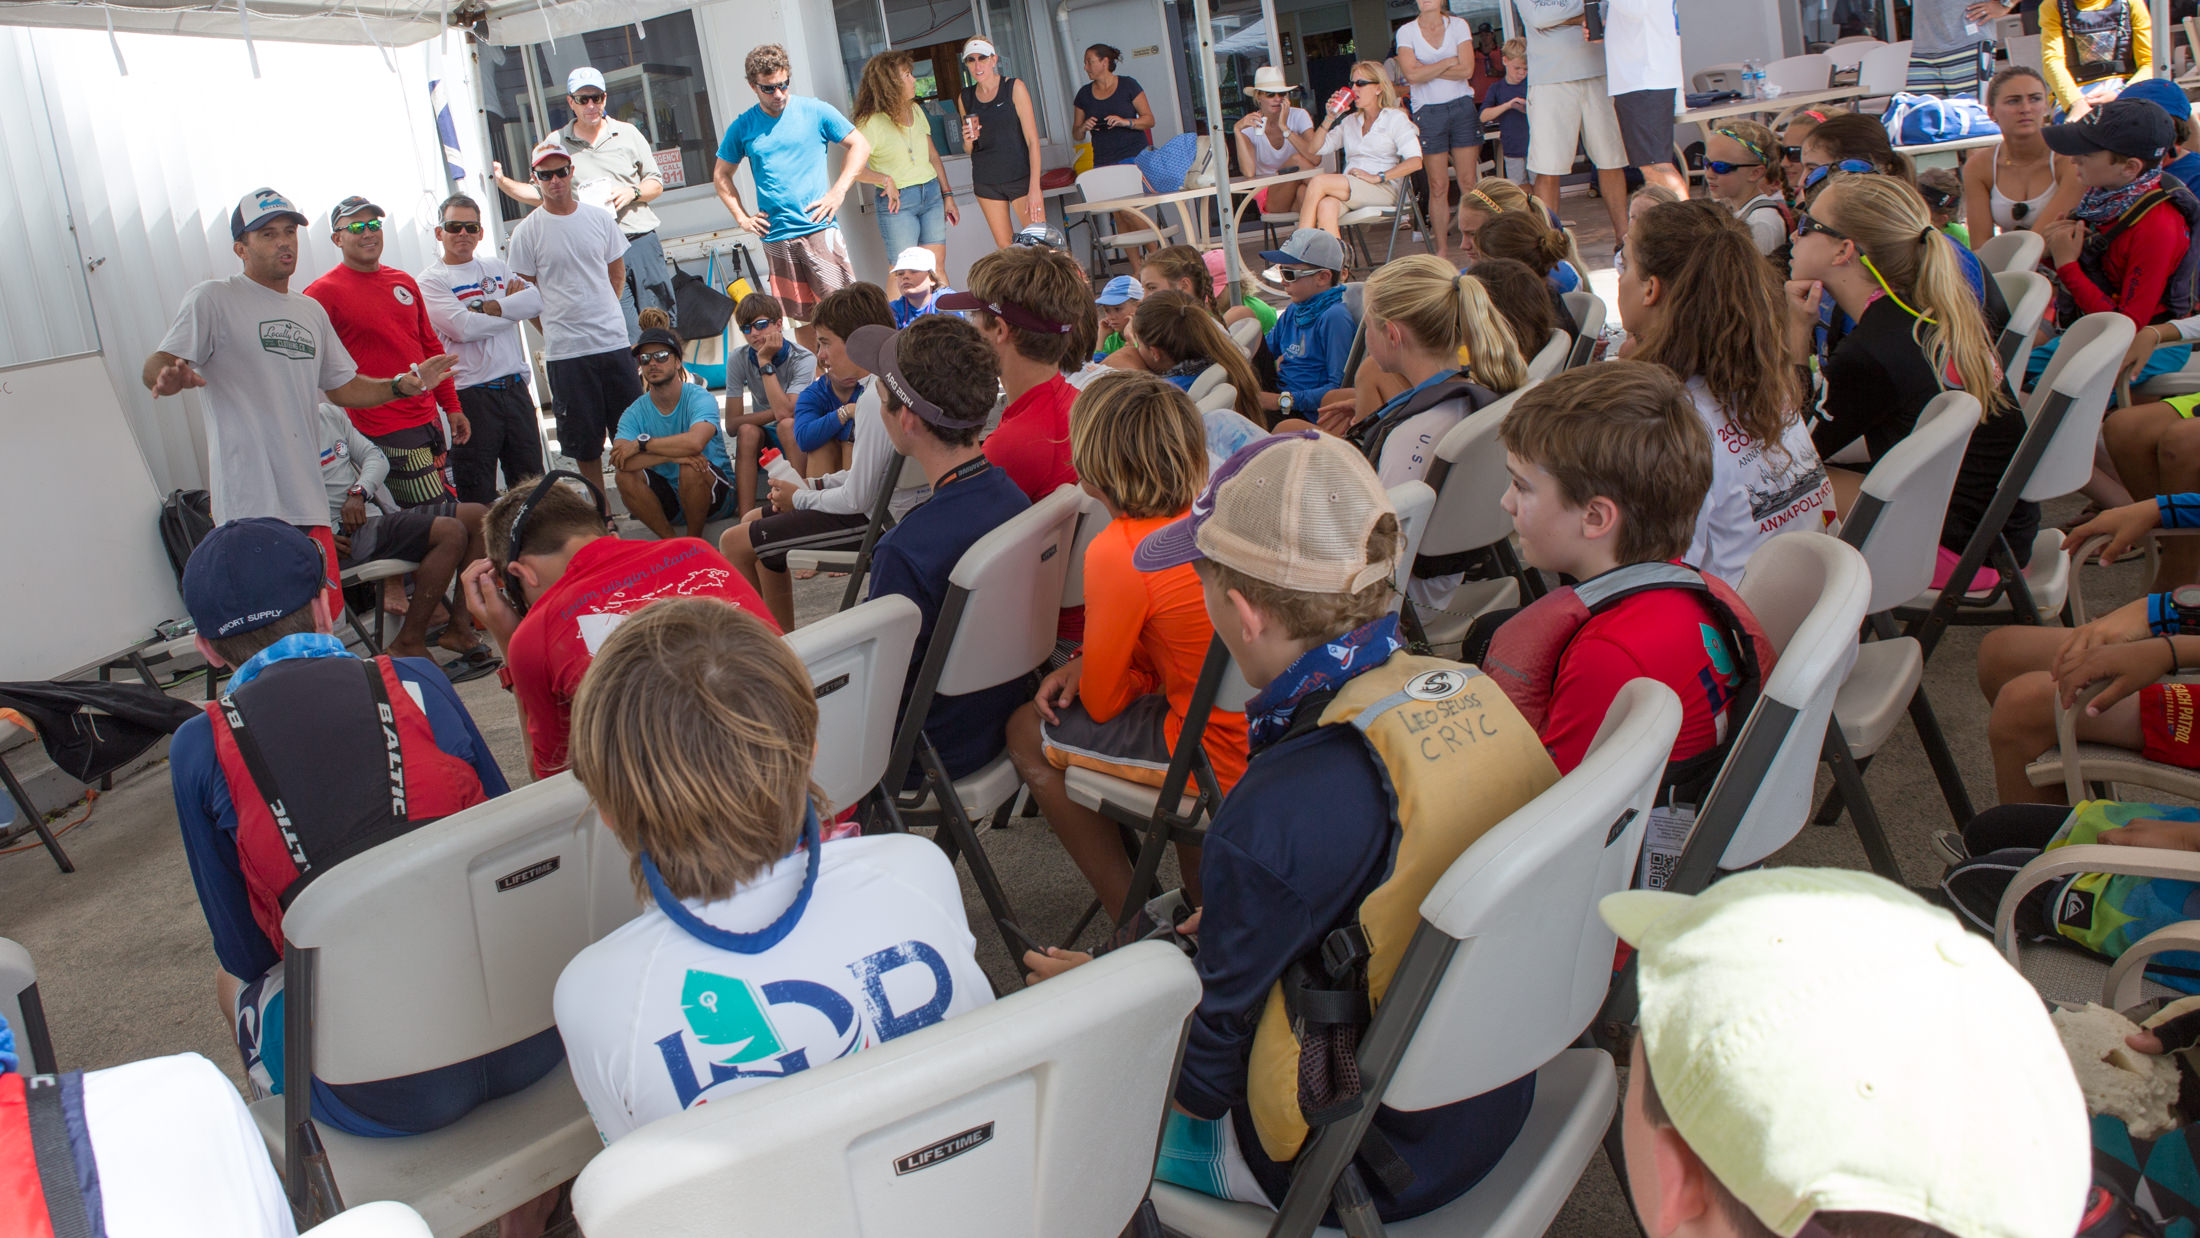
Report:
0,192,2139,1235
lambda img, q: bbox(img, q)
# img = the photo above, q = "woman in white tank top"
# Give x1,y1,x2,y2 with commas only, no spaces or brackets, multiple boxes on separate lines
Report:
1233,68,1320,214
1963,65,2079,242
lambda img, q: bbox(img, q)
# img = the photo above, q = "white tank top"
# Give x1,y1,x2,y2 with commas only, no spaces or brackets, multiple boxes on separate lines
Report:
1244,108,1315,176
1990,141,2060,233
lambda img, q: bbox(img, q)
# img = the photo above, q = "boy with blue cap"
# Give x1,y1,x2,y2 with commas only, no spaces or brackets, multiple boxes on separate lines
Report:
1095,274,1144,360
1258,228,1355,421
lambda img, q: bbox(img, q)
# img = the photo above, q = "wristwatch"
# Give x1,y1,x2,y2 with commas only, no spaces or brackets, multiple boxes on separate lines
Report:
636,433,652,451
1280,392,1295,417
758,362,776,377
2175,585,2200,633
346,484,368,499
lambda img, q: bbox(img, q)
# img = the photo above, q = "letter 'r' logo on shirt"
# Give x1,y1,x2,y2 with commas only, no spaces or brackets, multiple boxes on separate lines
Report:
260,319,317,360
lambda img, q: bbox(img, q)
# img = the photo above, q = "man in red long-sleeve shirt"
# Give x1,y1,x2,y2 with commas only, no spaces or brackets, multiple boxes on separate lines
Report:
305,196,468,510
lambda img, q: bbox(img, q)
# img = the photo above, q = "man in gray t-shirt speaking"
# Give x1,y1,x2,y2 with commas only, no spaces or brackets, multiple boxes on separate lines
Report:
145,186,459,615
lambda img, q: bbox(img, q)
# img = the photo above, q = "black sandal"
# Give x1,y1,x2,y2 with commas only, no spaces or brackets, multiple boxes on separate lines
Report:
440,645,502,684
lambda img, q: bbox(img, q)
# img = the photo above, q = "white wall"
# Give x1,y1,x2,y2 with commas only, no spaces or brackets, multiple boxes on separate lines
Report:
1678,0,1794,81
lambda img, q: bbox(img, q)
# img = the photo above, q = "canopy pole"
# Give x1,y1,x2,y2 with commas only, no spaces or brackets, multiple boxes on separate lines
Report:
1191,0,1241,291
102,4,128,75
237,0,261,77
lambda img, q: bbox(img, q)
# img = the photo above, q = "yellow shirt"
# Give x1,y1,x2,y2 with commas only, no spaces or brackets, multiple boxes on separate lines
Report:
2040,0,2153,109
858,111,939,190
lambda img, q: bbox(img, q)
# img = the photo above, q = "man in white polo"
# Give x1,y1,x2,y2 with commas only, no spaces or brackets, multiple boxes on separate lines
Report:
418,192,546,504
494,66,671,343
1513,0,1629,237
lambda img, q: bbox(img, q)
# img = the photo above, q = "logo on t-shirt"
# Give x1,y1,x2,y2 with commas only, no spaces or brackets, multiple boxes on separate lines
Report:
260,319,317,360
393,285,416,306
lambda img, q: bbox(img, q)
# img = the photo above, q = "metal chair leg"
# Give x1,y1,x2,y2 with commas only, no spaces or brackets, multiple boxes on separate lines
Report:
0,757,70,874
1822,723,1904,883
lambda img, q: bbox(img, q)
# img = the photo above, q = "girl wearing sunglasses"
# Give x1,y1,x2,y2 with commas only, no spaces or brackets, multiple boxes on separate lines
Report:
1962,66,2079,243
1703,120,1796,271
1287,60,1424,241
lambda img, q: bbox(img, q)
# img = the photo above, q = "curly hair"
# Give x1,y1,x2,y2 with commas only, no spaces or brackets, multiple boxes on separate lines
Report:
745,44,791,86
852,50,914,128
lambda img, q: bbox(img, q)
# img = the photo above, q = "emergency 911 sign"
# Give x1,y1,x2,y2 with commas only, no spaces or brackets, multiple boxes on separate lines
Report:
655,148,686,189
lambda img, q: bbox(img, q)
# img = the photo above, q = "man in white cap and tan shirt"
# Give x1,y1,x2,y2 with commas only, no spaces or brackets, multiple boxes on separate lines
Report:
1604,867,2093,1238
494,66,671,343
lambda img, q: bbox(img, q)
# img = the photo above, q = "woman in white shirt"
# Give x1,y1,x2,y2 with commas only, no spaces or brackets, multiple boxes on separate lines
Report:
1392,0,1476,259
1290,61,1424,240
1232,67,1319,215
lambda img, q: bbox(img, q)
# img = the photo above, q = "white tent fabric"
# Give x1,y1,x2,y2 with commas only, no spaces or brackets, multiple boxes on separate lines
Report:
0,0,691,48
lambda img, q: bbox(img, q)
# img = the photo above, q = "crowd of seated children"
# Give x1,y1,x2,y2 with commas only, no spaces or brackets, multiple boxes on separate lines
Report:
609,312,741,541
720,292,817,517
1004,372,1248,919
1619,198,1832,582
1110,245,1284,392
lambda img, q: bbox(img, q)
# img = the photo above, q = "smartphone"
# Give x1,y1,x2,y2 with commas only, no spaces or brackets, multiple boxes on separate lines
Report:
1583,0,1606,41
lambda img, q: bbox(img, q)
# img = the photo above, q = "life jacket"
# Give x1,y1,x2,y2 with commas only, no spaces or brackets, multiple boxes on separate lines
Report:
0,1070,101,1238
2057,180,2200,328
1349,371,1499,579
1245,653,1559,1168
1480,562,1777,804
2056,0,2137,87
207,655,488,951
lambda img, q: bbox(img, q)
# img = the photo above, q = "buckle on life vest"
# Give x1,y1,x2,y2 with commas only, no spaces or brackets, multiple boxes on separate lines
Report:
1321,923,1371,980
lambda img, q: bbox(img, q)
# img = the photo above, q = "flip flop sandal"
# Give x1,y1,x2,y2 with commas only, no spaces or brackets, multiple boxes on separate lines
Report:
440,646,502,685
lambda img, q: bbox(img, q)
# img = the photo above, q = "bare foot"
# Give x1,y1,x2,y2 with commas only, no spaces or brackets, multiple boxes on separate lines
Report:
437,628,482,656
385,637,431,660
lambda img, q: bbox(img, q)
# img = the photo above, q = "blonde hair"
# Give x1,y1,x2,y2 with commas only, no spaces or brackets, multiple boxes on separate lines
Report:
1500,37,1525,60
1350,60,1401,112
1462,177,1587,272
1130,290,1267,426
1068,372,1207,519
1629,183,1682,211
1199,514,1402,640
571,600,821,903
1816,174,2004,417
1710,119,1786,197
1364,255,1527,393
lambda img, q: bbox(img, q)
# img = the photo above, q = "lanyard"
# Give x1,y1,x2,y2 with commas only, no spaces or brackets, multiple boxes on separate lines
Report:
641,807,821,954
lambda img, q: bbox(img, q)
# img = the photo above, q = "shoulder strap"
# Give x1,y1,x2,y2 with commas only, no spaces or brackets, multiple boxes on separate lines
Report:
220,659,411,875
2100,189,2173,246
25,1075,95,1238
217,687,303,851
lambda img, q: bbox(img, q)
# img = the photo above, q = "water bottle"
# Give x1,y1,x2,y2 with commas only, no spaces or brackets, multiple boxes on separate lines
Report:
1742,60,1765,100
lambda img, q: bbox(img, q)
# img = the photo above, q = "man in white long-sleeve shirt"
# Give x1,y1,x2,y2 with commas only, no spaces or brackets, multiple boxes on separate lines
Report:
417,194,546,504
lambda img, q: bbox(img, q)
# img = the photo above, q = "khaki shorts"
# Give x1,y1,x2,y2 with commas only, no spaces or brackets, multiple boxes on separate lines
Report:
1526,77,1628,175
1339,174,1399,213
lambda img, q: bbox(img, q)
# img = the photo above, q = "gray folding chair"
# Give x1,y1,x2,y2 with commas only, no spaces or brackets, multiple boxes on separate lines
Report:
1402,385,1543,653
0,936,56,1074
1993,269,2052,380
1561,291,1605,370
1975,229,2044,275
781,447,922,613
1524,329,1569,384
785,595,922,817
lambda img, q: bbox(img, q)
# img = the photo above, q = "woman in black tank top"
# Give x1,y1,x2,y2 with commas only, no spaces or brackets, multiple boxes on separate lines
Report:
959,38,1045,247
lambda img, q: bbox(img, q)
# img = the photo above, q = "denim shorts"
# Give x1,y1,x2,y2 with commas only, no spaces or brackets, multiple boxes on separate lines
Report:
1411,95,1480,155
876,177,948,253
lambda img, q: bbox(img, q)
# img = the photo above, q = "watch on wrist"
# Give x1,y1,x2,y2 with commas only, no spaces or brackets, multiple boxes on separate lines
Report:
346,485,367,499
1280,392,1295,416
2174,585,2200,634
758,362,776,377
636,433,652,451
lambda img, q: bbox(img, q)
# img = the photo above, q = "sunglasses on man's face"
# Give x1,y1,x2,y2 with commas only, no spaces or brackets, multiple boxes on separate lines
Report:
1703,160,1762,175
440,221,482,235
756,80,792,95
535,164,573,180
636,349,676,365
742,318,776,335
1277,267,1321,281
340,219,383,234
572,92,606,105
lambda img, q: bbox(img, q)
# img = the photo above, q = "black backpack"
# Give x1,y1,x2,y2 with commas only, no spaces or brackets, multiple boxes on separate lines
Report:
159,489,213,584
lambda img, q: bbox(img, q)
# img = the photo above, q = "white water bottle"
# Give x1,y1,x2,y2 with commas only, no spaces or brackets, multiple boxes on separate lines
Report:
761,449,803,489
1742,60,1765,100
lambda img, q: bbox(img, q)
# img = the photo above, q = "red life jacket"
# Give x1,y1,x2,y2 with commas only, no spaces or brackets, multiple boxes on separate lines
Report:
206,655,488,952
1481,562,1778,800
0,1071,98,1238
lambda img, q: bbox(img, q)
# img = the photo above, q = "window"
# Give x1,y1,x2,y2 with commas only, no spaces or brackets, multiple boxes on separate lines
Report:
832,0,1050,153
481,12,720,223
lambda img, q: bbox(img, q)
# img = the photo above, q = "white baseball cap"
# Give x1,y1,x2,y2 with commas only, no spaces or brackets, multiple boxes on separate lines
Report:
891,246,938,275
961,38,997,61
1601,868,2091,1238
567,67,606,95
529,136,572,170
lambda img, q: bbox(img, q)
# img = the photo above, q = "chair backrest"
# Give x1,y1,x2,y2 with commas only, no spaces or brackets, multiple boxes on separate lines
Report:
282,772,642,1081
1419,384,1535,559
1388,480,1436,600
569,942,1203,1238
1382,679,1681,1106
1526,328,1569,383
1994,269,2053,378
1701,532,1871,872
302,1201,435,1237
0,936,54,1074
1195,384,1239,414
1227,315,1262,358
1075,163,1145,205
1843,392,1980,613
1059,488,1113,609
787,596,923,814
1562,292,1605,369
937,486,1083,695
1692,63,1744,93
1341,280,1369,376
1822,37,1882,70
1976,229,2044,275
1857,40,1912,94
1766,53,1832,92
2021,311,2136,502
1186,363,1229,402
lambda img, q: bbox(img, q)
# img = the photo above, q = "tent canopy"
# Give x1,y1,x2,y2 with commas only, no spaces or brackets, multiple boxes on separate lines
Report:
0,0,689,47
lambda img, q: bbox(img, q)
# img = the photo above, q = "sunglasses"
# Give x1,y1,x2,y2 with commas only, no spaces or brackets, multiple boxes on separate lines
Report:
1782,145,1805,162
339,218,383,234
1919,186,1956,209
1793,213,1848,243
535,164,573,180
1800,158,1875,191
757,80,792,95
1351,78,1379,88
741,317,776,335
1277,266,1321,281
636,349,676,364
439,220,482,234
1703,159,1762,175
572,92,606,105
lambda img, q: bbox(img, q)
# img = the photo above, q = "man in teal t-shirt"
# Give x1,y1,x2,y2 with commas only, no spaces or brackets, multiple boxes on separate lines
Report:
711,43,873,350
610,326,739,539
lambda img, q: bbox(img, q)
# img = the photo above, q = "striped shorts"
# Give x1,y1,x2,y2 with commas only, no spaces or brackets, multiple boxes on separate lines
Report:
1905,43,1992,99
763,227,855,323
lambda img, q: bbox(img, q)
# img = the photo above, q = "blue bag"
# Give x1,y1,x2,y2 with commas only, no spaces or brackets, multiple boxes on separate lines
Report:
1880,91,2001,146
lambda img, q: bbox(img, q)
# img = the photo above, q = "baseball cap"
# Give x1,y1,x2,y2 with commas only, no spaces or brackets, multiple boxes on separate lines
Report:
936,289,1074,336
891,246,938,274
962,37,997,60
230,187,308,241
183,518,333,641
1013,221,1069,250
1600,868,2091,1238
2122,75,2194,122
329,196,383,229
843,323,986,429
1257,227,1346,273
1135,431,1396,594
632,327,682,357
567,66,606,95
2044,98,2176,162
1095,275,1145,306
530,136,572,169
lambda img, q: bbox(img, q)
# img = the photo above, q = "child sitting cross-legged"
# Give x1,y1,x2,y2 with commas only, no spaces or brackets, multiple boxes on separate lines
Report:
1004,371,1250,920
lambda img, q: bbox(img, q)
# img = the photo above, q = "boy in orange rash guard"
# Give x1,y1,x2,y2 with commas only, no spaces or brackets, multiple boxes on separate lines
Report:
1005,373,1249,920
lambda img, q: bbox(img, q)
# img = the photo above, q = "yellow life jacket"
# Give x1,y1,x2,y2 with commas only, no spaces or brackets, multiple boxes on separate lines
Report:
1245,653,1559,1163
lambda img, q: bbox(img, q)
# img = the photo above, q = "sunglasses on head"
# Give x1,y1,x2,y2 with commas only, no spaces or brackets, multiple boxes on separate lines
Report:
572,92,606,105
535,164,573,180
1704,159,1762,175
742,317,776,335
757,80,792,95
439,220,482,234
1919,186,1955,209
636,349,676,364
340,218,383,234
1801,158,1875,190
1793,212,1849,243
1351,78,1379,88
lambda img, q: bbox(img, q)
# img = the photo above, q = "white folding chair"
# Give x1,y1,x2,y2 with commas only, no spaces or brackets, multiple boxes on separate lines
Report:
1765,53,1833,93
1228,315,1263,358
1153,679,1683,1238
0,936,55,1074
1822,37,1883,74
1402,385,1543,654
1819,393,1981,849
340,558,423,656
1389,480,1436,602
1187,363,1231,404
304,1201,435,1238
1339,281,1370,378
1856,39,1912,106
783,449,925,613
1525,329,1569,384
1196,384,1240,415
786,595,923,817
1560,292,1604,370
1337,179,1435,271
879,486,1084,962
1995,839,2200,1008
1976,230,2044,276
1903,311,2136,653
571,941,1202,1238
1994,269,2053,379
256,772,641,1234
1078,164,1180,273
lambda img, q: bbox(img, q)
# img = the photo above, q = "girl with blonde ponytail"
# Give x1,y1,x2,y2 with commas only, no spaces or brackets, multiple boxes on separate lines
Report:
1127,290,1269,428
1336,255,1532,426
1791,173,2040,567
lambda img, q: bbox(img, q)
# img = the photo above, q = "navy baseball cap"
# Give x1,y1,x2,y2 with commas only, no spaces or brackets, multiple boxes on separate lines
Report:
230,187,309,241
632,327,683,357
2122,76,2193,122
183,518,332,640
2044,99,2176,162
843,323,988,429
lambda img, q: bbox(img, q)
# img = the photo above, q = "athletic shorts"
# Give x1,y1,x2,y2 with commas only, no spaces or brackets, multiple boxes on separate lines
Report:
747,506,868,572
2140,681,2200,768
1411,96,1480,154
1041,693,1174,786
368,423,454,509
1526,77,1628,175
642,462,739,526
975,177,1032,201
340,502,446,568
1154,1110,1271,1206
2167,391,2200,419
763,228,855,323
1612,88,1679,169
546,346,644,464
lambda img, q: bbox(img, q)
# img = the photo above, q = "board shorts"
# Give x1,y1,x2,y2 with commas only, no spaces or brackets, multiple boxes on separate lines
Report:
1041,693,1174,786
2165,391,2200,418
746,505,868,572
1612,87,1678,168
1526,77,1627,175
2140,681,2200,768
368,423,455,509
546,347,643,464
1154,1109,1270,1206
763,228,855,323
339,501,447,568
642,460,740,526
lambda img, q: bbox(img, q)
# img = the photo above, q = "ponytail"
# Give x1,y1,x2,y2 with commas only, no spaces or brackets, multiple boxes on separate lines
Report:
1130,290,1266,426
1476,211,1571,277
1364,255,1527,392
